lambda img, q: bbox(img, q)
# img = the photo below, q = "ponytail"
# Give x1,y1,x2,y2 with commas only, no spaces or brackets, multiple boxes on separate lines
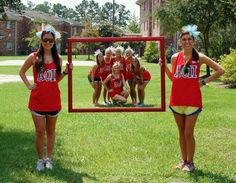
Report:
192,48,199,62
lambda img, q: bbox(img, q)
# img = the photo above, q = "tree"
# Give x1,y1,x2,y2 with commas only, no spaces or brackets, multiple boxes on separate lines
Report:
100,2,130,27
155,0,236,76
33,1,52,14
98,22,124,48
75,0,100,24
26,1,35,10
79,22,100,60
126,13,140,33
0,0,23,19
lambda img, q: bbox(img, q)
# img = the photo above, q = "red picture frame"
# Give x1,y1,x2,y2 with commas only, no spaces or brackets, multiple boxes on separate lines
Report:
67,36,166,112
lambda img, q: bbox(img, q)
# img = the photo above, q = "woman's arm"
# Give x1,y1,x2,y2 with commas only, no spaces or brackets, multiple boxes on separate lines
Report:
140,67,144,84
58,56,73,82
122,74,129,90
19,54,36,90
199,53,225,85
103,74,112,91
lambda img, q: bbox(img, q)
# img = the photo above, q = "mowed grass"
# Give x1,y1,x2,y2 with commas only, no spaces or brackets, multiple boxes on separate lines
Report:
0,61,236,183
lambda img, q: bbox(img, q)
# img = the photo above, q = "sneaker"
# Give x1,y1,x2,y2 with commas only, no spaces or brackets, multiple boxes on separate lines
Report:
175,160,188,170
36,159,45,171
45,158,53,170
137,102,145,107
182,162,195,172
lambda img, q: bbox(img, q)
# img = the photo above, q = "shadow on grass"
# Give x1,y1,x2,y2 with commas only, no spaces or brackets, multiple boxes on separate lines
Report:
190,169,236,183
96,103,155,108
0,128,97,183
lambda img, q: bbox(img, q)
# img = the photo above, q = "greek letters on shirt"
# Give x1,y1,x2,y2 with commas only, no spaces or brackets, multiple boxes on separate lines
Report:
114,79,122,88
37,69,57,82
174,65,197,78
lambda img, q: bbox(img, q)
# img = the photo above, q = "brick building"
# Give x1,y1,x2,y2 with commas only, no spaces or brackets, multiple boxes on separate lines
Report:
136,0,178,50
136,0,165,37
0,10,83,55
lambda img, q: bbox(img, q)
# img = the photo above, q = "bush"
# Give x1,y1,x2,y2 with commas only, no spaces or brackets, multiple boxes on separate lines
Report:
143,42,159,63
219,49,236,84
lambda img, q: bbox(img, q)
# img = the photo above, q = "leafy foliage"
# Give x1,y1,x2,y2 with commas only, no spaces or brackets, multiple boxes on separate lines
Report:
0,0,23,19
79,22,100,60
143,42,159,63
155,0,236,75
33,1,51,14
219,49,236,85
75,0,100,24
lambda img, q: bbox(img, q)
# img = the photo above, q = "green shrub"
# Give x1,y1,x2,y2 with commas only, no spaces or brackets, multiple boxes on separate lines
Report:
219,48,236,84
143,42,159,63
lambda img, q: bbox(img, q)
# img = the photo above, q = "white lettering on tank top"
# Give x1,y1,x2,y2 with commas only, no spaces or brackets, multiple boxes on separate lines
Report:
114,80,122,88
174,65,197,78
37,69,56,82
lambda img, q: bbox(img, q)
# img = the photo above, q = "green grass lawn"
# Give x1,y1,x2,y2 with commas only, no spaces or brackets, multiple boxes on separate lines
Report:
0,62,235,183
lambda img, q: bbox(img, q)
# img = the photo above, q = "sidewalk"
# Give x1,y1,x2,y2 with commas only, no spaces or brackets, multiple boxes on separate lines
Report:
0,60,95,66
0,60,95,84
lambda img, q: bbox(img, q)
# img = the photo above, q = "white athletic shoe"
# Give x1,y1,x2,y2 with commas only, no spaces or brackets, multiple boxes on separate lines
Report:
45,158,53,170
36,159,45,171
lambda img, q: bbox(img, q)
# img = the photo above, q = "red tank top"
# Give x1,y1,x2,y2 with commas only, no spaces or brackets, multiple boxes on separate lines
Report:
109,74,123,93
169,51,202,108
102,57,114,80
112,56,126,78
89,65,104,78
28,53,61,111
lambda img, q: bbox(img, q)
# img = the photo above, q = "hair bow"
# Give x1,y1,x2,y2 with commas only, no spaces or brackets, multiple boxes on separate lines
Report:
182,24,200,39
94,49,102,56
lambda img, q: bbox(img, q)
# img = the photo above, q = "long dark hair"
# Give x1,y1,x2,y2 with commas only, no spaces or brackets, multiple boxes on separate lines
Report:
35,31,61,75
131,57,141,77
180,32,199,62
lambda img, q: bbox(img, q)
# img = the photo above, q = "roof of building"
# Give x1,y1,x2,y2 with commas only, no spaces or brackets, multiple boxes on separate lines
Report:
135,0,146,5
2,9,83,26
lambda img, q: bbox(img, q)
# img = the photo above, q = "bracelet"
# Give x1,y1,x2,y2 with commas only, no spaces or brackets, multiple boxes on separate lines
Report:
63,71,68,75
201,80,206,86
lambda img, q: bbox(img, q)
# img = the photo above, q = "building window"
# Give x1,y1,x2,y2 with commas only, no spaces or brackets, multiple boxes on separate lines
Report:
6,21,13,29
0,31,4,39
6,42,13,50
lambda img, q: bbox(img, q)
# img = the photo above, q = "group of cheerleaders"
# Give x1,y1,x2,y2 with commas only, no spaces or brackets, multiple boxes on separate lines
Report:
88,46,151,106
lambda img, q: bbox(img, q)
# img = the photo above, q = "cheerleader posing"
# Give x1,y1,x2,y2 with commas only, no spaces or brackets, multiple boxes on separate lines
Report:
163,25,224,172
103,63,129,105
19,25,72,171
130,57,151,107
88,49,104,106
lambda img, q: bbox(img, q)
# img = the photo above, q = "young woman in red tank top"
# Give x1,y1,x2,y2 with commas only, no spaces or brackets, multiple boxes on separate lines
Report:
19,25,72,171
130,57,151,106
112,46,126,79
162,25,224,172
124,47,135,104
103,63,129,105
101,47,114,104
88,49,104,106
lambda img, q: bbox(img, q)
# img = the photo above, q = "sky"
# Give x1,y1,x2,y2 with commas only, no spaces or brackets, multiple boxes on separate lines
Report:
21,0,140,18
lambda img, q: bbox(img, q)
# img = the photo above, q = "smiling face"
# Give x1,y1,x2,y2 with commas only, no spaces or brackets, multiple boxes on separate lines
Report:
40,32,55,50
125,50,132,58
115,49,122,57
179,33,195,50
